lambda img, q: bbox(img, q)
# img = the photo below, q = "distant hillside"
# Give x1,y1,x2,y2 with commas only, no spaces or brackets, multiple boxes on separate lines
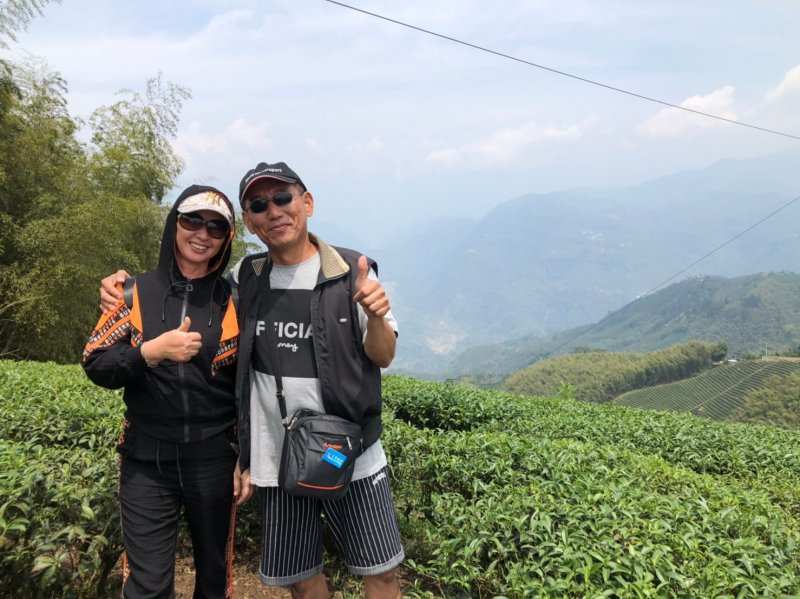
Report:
503,341,725,403
616,359,800,423
447,272,800,382
382,149,800,374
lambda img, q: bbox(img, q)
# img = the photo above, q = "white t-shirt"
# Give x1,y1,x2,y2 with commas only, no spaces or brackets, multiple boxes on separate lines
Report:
234,252,397,487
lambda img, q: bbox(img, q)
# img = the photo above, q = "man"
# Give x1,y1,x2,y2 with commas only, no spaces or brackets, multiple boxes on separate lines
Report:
235,161,402,598
101,162,403,598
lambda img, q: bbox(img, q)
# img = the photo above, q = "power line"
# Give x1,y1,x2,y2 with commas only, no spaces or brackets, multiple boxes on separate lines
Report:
641,193,800,296
541,193,800,357
322,0,800,142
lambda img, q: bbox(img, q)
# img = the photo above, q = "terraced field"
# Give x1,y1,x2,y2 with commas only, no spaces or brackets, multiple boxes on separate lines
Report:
615,359,800,420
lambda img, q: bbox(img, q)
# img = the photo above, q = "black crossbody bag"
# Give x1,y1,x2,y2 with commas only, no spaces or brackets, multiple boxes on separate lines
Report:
262,272,364,500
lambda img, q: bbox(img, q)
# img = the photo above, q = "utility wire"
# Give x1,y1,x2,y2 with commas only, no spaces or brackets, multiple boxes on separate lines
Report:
323,0,800,141
641,193,800,296
540,192,800,357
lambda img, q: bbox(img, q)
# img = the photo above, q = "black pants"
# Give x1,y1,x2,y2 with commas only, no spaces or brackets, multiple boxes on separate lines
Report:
119,447,236,599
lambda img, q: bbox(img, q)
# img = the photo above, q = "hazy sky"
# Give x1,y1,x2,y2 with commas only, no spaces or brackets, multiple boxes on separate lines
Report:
12,0,800,244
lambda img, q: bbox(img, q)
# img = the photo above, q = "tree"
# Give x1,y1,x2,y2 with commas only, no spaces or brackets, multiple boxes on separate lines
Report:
0,0,59,48
88,74,190,204
0,60,189,362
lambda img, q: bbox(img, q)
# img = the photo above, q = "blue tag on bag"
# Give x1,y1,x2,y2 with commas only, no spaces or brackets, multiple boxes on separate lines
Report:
322,447,348,469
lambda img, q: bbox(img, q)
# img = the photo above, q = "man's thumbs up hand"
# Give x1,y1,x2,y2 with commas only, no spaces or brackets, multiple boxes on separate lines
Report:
355,255,369,290
353,255,390,319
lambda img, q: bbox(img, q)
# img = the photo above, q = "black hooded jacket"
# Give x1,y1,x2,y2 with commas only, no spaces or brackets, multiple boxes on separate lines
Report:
83,185,238,445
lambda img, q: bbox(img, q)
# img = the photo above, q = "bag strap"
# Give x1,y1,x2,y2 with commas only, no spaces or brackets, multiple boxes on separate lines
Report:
256,258,289,423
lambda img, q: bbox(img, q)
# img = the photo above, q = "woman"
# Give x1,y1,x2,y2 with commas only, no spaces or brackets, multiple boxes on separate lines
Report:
83,185,247,599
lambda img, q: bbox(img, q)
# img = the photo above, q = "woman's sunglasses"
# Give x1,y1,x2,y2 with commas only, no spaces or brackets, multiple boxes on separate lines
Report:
177,212,230,239
246,190,295,214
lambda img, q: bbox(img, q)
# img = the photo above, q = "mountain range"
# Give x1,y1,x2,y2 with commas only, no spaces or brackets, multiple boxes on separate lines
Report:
447,272,800,382
365,149,800,376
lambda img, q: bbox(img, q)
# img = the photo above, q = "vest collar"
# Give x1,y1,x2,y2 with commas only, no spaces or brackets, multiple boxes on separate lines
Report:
250,233,350,283
309,233,350,282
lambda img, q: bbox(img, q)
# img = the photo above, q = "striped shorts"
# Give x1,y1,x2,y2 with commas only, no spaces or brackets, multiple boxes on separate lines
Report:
258,467,405,586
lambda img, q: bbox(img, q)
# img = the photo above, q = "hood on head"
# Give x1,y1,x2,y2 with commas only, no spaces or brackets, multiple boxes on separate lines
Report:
159,184,236,278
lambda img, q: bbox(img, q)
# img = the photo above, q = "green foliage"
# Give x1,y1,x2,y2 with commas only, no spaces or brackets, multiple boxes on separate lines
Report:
383,376,800,516
0,1,58,48
5,198,165,361
386,427,800,597
88,74,190,204
0,58,186,362
381,376,800,597
503,341,724,403
5,363,800,597
733,370,800,430
0,440,121,597
0,360,123,448
0,361,123,597
617,359,800,423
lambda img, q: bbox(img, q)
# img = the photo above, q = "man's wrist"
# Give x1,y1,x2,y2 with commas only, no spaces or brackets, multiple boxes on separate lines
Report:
140,340,161,368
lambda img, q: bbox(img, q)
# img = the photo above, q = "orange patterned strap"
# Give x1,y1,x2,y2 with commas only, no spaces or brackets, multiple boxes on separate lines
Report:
212,299,239,375
81,284,144,363
128,283,143,347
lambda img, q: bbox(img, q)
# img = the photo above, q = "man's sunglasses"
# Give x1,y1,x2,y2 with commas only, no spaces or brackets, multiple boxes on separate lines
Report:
177,212,230,239
246,190,295,214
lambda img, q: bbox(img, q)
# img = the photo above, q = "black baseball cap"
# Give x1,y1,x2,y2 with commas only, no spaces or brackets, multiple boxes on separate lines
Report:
239,161,306,206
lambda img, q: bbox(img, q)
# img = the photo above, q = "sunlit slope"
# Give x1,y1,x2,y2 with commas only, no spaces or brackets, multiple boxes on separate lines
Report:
503,341,724,403
615,359,800,420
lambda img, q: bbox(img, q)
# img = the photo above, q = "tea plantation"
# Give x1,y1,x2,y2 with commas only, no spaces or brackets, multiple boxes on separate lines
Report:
615,360,800,422
2,360,800,597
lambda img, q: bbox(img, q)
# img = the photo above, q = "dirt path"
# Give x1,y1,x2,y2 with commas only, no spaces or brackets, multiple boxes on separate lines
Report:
117,552,413,597
174,557,289,598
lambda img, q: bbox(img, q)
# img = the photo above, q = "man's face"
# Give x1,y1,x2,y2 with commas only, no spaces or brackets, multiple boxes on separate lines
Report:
242,179,313,251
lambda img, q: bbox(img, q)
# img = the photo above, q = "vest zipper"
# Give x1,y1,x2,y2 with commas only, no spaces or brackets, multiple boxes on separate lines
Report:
179,283,193,443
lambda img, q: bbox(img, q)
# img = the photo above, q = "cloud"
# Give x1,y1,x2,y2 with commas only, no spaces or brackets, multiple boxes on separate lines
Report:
426,121,582,167
174,117,271,170
637,85,737,138
426,148,463,167
766,64,800,103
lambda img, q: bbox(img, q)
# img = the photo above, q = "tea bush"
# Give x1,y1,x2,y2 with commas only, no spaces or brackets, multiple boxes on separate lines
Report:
0,440,121,597
3,362,800,597
384,376,800,517
0,360,123,450
383,422,800,596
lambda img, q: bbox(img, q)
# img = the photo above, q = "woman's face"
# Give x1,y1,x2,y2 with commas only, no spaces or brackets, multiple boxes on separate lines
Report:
175,209,228,274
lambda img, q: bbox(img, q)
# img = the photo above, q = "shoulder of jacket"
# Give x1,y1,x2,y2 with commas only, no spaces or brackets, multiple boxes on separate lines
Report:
331,246,359,261
237,252,270,279
331,245,378,275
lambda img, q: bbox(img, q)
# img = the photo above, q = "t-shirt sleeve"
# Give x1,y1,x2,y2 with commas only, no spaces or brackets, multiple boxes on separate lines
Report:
358,268,399,344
